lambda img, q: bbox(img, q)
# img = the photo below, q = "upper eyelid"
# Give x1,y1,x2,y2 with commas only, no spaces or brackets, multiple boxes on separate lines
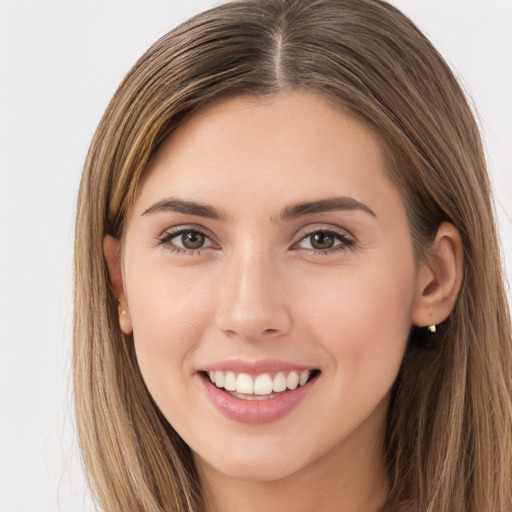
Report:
295,224,355,241
158,224,216,240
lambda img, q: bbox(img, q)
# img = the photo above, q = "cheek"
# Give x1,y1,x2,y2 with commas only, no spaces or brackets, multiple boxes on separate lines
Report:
126,262,215,392
297,256,416,392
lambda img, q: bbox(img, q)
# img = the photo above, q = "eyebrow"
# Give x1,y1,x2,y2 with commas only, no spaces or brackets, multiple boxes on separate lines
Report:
279,197,376,220
142,198,227,220
142,196,376,221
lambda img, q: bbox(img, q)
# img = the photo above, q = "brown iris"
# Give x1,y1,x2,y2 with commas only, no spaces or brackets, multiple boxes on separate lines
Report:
181,231,205,249
310,231,336,250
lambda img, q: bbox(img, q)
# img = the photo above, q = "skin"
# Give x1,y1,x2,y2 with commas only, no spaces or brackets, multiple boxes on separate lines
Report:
105,91,463,512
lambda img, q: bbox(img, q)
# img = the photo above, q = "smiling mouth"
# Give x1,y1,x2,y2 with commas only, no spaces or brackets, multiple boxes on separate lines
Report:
200,369,321,400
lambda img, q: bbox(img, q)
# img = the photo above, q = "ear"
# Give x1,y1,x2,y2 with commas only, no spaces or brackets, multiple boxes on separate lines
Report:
412,222,464,328
103,235,133,334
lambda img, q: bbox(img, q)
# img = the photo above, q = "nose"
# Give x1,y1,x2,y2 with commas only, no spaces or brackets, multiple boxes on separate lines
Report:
215,250,292,342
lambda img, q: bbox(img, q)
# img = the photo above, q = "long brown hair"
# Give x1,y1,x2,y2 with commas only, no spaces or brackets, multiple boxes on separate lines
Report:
74,1,512,510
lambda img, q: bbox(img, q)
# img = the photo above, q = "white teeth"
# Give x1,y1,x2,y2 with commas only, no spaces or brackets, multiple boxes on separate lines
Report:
287,371,300,390
254,374,273,395
299,370,310,386
206,369,314,396
273,372,287,392
230,391,277,401
214,370,224,388
236,373,254,394
224,371,236,391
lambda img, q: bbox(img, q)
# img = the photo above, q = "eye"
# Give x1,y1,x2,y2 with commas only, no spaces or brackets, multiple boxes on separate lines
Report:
296,229,354,253
157,228,215,252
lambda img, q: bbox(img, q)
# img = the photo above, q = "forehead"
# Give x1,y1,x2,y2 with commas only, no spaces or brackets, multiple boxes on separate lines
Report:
132,90,401,221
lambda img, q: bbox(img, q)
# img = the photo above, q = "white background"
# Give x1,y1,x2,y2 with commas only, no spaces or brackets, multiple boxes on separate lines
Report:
0,1,510,511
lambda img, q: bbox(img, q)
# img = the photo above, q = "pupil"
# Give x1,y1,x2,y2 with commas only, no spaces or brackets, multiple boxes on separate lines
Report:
182,231,204,249
311,232,334,250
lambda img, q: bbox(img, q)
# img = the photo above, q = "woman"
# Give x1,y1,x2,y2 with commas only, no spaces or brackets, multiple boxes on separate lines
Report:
73,0,512,511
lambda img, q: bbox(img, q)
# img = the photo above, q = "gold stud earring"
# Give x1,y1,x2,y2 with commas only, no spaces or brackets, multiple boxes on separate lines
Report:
427,324,436,333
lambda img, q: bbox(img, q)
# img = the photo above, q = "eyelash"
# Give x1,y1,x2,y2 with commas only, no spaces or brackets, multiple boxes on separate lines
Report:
156,226,215,255
156,226,355,256
295,228,355,255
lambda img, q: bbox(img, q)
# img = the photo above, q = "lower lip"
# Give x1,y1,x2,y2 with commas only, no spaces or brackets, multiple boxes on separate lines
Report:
198,373,317,424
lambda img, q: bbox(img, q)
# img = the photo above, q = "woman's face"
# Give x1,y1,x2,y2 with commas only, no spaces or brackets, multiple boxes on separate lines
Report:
119,91,423,482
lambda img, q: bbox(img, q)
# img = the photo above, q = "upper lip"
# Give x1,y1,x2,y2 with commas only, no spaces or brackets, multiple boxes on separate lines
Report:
200,358,317,375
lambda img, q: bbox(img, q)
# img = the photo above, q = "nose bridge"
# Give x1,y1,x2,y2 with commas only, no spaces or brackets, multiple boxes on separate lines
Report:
215,243,291,341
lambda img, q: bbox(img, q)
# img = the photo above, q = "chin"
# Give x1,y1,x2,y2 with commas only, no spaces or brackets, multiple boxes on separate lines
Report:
215,460,300,483
194,443,312,483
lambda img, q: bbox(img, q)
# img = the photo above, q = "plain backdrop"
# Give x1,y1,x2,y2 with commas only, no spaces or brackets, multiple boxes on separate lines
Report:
0,1,510,511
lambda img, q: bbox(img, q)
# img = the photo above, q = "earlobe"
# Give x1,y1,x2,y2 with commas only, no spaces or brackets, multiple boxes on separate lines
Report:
412,222,464,328
117,302,133,335
104,235,133,334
